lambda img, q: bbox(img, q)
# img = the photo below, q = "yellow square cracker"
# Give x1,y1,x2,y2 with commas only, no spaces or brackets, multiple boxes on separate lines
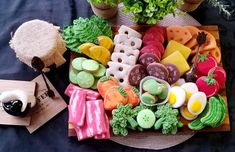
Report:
161,51,190,76
163,40,191,60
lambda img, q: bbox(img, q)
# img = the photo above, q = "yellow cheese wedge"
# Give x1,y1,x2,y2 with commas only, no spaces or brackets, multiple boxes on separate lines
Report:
161,51,190,76
98,36,114,52
79,43,96,58
89,46,111,66
163,40,191,59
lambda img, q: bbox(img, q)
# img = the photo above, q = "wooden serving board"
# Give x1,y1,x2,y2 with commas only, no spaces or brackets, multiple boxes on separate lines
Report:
69,26,230,134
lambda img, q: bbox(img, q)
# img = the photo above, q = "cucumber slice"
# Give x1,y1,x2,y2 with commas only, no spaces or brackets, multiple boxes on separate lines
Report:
93,64,106,78
137,109,156,129
82,59,99,72
72,57,86,71
77,71,94,88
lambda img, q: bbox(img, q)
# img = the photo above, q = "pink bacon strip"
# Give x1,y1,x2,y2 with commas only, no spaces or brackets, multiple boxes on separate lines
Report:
86,100,107,136
74,120,93,141
68,90,86,127
94,114,110,139
65,83,100,100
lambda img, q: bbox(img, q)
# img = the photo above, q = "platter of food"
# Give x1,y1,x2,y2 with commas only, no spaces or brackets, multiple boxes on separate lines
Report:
63,16,230,149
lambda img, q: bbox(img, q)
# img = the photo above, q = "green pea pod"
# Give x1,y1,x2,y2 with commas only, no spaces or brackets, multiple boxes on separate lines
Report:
188,103,209,130
211,95,227,128
201,97,219,125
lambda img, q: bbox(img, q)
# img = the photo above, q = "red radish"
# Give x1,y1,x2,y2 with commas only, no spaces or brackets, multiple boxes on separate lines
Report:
140,45,162,59
208,66,226,88
195,54,217,76
196,76,219,97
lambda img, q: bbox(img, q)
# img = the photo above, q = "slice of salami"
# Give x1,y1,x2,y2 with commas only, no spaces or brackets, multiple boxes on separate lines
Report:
164,63,180,84
147,63,169,81
145,41,165,57
140,45,161,60
143,31,164,45
128,64,147,87
138,53,160,67
145,26,166,40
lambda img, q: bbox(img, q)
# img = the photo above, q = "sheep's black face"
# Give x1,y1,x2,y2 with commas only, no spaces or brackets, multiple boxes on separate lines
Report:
3,100,29,117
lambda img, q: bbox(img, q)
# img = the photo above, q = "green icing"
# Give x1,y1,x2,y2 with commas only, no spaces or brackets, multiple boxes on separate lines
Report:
99,76,111,82
63,15,113,53
118,86,128,97
154,103,183,134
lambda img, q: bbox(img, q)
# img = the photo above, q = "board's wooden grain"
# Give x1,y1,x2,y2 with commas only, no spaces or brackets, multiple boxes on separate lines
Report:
69,26,230,134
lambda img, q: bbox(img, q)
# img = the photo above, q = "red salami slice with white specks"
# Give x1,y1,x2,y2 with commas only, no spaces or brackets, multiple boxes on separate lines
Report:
138,53,160,67
140,45,161,59
145,25,167,40
147,63,169,81
164,63,180,84
128,64,147,87
143,30,164,45
145,41,165,57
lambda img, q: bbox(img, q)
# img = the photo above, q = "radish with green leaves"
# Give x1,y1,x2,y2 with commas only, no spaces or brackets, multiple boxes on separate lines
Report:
195,54,217,76
208,67,226,88
196,74,219,97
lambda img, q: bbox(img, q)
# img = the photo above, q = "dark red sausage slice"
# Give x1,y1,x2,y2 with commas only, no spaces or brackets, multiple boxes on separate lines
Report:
140,45,161,60
138,53,160,67
147,63,169,81
143,31,164,45
128,64,147,87
164,63,180,84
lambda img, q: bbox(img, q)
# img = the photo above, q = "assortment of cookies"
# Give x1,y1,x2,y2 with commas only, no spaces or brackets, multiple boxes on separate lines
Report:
106,25,142,86
66,23,228,139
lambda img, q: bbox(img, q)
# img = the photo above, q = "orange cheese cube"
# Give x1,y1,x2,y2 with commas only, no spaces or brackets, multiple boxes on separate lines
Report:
161,51,190,76
163,40,191,59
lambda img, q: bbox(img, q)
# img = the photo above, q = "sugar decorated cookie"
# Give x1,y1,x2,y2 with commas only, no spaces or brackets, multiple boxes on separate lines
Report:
106,62,131,86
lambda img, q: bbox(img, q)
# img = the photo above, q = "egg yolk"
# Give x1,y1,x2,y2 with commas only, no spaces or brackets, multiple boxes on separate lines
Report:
190,99,202,113
169,92,176,105
182,107,196,118
185,91,192,102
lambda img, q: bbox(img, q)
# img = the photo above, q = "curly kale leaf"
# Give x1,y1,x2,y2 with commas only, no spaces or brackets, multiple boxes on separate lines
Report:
63,15,112,52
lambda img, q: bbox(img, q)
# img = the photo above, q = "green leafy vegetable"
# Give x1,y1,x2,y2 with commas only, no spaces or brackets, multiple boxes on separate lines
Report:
154,103,183,134
63,15,113,52
88,0,118,6
121,0,181,24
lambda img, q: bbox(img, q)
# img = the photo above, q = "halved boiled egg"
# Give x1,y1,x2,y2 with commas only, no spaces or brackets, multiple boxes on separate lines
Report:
168,86,186,108
187,92,207,115
181,82,198,104
180,106,197,120
172,78,185,87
